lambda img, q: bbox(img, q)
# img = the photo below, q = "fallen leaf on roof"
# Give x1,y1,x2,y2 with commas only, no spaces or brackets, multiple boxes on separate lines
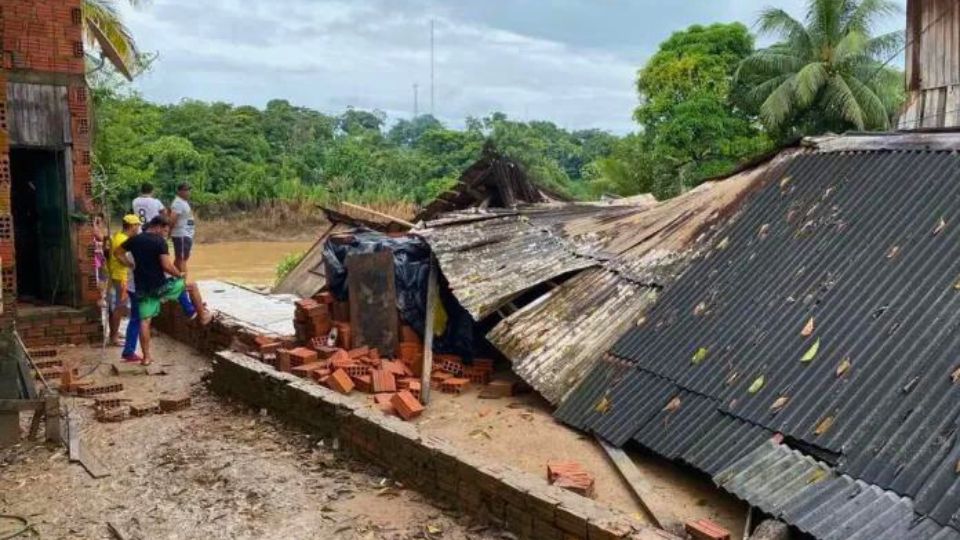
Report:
716,237,730,251
886,245,900,259
952,366,960,384
807,469,827,484
837,358,851,377
758,223,770,238
770,396,789,412
955,278,960,291
934,217,947,236
801,338,821,362
814,416,834,436
780,176,792,190
636,316,646,327
663,396,681,413
801,317,815,337
594,396,611,414
692,347,709,365
693,302,707,316
955,459,960,474
748,375,765,394
726,372,740,386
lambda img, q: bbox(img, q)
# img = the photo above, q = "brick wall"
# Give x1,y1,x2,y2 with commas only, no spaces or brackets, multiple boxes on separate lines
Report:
212,352,676,540
0,0,102,343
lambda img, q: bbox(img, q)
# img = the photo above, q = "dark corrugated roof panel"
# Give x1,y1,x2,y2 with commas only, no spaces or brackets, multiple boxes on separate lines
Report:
717,441,960,540
558,150,960,538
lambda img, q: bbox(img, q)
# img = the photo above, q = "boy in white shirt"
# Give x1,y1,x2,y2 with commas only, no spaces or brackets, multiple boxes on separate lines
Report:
132,183,165,226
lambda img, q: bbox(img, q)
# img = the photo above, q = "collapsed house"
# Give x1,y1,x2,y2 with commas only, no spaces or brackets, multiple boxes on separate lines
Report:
273,148,569,299
414,155,791,404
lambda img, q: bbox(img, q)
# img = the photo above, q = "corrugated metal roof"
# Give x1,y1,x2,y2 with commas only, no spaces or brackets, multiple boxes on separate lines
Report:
558,148,960,538
488,269,657,404
717,441,960,540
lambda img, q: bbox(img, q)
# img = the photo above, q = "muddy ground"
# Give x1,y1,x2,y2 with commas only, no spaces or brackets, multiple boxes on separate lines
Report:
0,336,503,540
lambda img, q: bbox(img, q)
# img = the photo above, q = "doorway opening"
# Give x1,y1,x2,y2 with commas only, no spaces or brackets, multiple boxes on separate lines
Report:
10,148,76,306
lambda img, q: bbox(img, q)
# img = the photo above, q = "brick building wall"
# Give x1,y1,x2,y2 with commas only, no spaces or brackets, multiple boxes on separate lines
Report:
0,0,103,347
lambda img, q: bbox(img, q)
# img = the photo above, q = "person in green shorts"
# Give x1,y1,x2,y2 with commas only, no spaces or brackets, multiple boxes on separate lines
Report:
114,215,213,366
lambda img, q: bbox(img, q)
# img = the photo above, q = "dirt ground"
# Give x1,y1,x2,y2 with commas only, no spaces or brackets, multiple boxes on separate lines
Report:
0,337,503,540
408,381,747,538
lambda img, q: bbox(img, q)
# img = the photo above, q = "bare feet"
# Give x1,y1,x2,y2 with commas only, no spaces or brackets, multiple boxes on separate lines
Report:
199,310,214,326
141,357,153,367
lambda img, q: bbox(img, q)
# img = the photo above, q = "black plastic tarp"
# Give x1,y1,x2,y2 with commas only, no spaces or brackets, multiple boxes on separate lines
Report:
323,229,476,359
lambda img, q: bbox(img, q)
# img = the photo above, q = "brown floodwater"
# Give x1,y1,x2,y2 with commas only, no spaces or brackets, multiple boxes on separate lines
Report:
188,241,314,287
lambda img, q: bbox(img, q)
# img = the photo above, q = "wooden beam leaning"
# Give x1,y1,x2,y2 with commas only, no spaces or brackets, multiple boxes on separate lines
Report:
419,256,439,404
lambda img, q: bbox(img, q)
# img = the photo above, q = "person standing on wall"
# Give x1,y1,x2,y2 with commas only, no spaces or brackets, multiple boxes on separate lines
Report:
115,215,213,366
132,183,165,226
169,183,195,273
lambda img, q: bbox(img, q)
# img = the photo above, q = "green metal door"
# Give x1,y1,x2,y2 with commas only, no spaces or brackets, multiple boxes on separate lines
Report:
35,151,75,306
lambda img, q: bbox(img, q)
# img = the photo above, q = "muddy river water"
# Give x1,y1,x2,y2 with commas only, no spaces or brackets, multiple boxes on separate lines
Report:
189,240,314,287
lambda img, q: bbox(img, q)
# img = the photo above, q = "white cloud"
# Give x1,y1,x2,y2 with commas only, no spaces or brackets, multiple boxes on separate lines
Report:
118,0,906,134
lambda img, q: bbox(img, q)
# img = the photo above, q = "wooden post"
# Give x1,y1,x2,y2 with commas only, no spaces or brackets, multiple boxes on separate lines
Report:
45,396,61,444
419,256,439,404
597,436,664,528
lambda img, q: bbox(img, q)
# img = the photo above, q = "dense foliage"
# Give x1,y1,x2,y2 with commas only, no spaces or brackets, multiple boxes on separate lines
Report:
92,3,904,210
92,86,617,214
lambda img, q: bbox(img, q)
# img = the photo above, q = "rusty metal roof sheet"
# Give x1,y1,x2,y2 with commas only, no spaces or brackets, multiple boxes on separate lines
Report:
488,269,657,404
558,147,960,538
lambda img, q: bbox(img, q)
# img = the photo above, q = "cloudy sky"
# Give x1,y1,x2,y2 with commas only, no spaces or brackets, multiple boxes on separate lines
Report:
118,0,907,134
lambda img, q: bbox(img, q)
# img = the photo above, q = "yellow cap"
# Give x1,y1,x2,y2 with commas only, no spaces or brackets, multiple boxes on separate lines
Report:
122,214,141,226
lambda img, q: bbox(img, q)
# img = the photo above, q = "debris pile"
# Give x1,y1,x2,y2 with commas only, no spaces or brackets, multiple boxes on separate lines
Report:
248,295,512,422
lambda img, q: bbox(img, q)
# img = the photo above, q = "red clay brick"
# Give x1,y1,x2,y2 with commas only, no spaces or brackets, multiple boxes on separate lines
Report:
440,377,470,394
276,349,292,372
352,374,372,393
288,347,318,367
370,369,397,393
330,349,353,368
310,368,332,382
328,369,354,394
480,379,515,399
437,355,464,376
392,390,424,420
463,366,491,384
345,363,370,378
291,362,327,378
159,393,191,412
313,345,342,360
686,519,731,540
546,460,596,498
348,346,369,359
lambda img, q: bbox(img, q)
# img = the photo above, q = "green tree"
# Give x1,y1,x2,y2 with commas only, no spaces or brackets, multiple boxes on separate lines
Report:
628,23,771,197
82,0,146,78
737,0,905,138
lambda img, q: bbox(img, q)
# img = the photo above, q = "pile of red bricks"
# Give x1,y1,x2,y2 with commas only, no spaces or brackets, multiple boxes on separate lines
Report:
247,291,505,422
547,460,596,498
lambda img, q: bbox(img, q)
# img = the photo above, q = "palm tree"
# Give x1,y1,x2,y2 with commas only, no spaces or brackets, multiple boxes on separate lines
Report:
736,0,905,138
82,0,145,80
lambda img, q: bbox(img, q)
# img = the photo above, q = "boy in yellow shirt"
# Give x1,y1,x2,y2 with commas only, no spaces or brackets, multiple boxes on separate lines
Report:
107,215,141,346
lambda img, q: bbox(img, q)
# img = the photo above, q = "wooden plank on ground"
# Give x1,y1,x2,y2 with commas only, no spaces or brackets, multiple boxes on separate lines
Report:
597,436,664,529
346,251,399,356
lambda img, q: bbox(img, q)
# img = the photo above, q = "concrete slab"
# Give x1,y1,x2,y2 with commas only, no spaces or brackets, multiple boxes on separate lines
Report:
198,280,297,337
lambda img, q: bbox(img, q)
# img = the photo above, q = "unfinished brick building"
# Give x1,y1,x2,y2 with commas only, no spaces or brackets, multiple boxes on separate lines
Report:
0,0,103,347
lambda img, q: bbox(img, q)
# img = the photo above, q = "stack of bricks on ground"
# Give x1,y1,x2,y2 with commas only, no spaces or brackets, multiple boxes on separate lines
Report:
254,295,509,423
269,293,511,416
29,347,190,422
